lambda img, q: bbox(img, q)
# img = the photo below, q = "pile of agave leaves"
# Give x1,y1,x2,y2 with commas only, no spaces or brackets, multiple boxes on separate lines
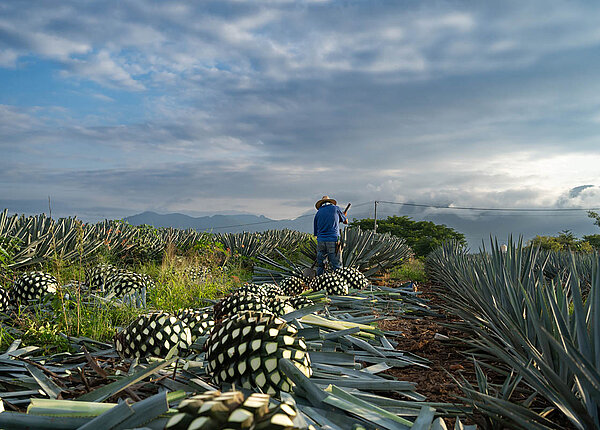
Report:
0,275,477,430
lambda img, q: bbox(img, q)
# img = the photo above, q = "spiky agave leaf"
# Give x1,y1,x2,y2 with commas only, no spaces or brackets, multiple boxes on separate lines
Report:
309,272,349,296
335,266,369,290
213,293,273,321
176,308,215,340
11,271,58,305
429,238,600,429
279,276,306,296
205,312,312,395
114,312,192,359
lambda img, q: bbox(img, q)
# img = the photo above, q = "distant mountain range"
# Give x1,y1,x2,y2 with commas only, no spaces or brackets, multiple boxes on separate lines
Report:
124,208,600,251
125,211,274,231
124,211,315,234
4,197,598,250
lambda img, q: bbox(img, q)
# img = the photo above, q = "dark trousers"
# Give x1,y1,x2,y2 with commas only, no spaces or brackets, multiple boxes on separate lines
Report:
316,240,341,275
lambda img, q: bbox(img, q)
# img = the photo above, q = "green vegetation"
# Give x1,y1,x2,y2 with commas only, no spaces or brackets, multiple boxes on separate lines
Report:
350,216,466,257
527,229,595,252
0,228,251,351
389,258,427,283
588,210,600,227
4,207,600,428
427,240,600,429
583,234,600,250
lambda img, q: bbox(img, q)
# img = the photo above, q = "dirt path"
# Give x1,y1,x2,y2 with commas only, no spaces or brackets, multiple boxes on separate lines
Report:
378,280,577,429
372,281,478,428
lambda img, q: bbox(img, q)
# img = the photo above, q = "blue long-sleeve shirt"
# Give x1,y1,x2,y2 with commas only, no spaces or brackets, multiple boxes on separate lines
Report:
314,203,347,241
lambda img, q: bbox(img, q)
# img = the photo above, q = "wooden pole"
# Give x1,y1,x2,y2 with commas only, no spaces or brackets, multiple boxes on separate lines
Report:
373,201,378,233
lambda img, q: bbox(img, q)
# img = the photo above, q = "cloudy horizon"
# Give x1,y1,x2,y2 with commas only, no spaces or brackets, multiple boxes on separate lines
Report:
2,1,600,237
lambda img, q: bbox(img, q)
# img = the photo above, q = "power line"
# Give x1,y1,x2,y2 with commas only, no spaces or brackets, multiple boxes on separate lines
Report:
376,200,600,212
204,198,598,231
209,201,373,230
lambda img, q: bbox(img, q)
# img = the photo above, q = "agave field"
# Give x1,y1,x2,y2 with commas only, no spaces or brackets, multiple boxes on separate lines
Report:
0,210,597,429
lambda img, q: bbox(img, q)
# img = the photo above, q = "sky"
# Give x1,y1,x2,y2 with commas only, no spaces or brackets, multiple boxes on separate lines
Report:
2,0,600,236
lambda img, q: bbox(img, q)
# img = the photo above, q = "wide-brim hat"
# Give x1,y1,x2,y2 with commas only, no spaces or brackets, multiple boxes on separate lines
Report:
315,195,337,209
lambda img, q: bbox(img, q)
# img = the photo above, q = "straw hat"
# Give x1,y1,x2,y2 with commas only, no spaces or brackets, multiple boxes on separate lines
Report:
315,195,337,209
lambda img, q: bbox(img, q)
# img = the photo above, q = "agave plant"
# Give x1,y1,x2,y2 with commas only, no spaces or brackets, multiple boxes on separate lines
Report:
429,238,600,429
0,210,210,270
216,231,268,258
216,229,311,259
0,210,103,269
254,227,411,282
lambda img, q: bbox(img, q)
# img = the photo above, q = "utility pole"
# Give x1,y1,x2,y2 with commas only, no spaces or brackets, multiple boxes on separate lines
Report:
373,201,378,233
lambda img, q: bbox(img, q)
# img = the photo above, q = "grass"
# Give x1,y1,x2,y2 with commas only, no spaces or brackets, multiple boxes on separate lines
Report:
389,258,427,283
0,248,252,352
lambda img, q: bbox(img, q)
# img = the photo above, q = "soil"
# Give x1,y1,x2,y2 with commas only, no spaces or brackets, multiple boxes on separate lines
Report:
376,279,577,429
375,280,478,427
378,311,475,404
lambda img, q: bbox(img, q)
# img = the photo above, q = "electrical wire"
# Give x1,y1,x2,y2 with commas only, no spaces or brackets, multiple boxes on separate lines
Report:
205,199,599,230
209,201,373,230
376,200,600,212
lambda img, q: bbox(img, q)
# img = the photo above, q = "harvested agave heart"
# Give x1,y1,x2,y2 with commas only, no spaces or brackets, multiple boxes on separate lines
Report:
309,272,349,296
297,274,311,285
205,312,312,395
279,276,306,296
0,287,11,311
287,296,314,310
104,270,153,297
165,390,310,430
11,271,58,305
261,283,285,299
232,283,267,298
267,297,295,316
85,264,119,292
213,293,272,321
182,266,208,284
334,266,369,290
114,312,192,359
176,308,214,341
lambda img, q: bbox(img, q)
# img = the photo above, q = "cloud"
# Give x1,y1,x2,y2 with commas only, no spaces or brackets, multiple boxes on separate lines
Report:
557,186,600,209
568,185,595,199
62,50,145,90
1,0,600,224
0,1,598,88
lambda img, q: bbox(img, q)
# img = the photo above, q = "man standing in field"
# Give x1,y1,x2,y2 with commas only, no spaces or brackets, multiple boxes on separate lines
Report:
314,196,348,275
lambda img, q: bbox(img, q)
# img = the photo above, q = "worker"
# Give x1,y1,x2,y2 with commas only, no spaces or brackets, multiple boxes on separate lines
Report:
313,195,348,275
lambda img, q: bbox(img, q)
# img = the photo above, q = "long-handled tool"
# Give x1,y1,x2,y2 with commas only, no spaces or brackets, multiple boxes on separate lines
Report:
336,203,351,256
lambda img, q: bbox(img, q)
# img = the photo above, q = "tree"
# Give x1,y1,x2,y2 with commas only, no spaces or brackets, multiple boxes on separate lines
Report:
528,230,594,253
588,211,600,228
584,212,600,250
583,234,600,250
350,216,466,257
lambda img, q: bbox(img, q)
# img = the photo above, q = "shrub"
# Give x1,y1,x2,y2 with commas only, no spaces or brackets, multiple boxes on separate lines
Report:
390,258,427,283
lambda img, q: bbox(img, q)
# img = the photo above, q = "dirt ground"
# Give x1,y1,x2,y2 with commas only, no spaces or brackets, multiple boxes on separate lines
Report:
378,310,475,404
375,281,477,427
376,279,576,429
